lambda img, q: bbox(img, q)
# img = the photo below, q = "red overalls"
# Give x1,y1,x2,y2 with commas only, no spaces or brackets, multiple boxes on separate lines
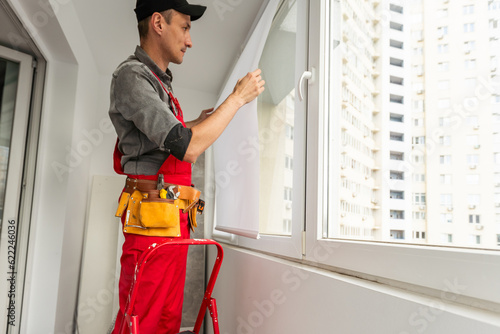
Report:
112,86,191,334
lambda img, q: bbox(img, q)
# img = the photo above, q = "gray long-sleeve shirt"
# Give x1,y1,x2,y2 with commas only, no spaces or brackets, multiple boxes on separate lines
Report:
109,46,192,175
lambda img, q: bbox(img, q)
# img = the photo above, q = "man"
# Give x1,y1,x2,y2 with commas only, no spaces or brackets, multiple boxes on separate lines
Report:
108,0,265,333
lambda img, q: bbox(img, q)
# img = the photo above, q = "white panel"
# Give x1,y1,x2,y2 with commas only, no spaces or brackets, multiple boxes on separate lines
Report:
213,0,281,239
77,175,125,333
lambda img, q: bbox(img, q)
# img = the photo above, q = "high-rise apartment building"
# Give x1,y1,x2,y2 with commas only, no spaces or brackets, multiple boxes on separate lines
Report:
337,0,380,240
420,0,500,248
373,1,414,243
336,0,500,249
337,0,415,242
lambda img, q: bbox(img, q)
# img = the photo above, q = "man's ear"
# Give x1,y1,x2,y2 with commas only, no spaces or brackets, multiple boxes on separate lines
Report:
150,12,164,36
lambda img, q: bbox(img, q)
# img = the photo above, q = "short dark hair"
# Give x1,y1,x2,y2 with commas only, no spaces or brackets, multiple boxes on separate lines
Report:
138,9,174,39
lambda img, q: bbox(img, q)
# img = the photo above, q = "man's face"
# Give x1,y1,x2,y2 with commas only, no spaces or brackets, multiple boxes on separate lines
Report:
161,11,192,65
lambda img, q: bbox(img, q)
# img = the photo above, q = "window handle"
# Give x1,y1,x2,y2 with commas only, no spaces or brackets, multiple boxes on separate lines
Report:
298,69,314,101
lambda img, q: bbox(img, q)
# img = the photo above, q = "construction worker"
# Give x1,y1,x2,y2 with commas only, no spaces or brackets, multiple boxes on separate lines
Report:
108,0,265,333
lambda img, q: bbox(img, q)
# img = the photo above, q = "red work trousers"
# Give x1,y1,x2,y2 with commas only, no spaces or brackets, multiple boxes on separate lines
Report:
112,212,190,334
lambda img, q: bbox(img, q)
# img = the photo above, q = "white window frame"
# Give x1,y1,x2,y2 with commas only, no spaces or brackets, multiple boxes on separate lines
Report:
0,45,34,330
438,61,449,71
440,174,452,184
440,194,453,206
441,213,453,224
465,59,477,69
211,0,311,259
464,22,475,33
463,5,474,15
212,0,500,308
306,0,500,308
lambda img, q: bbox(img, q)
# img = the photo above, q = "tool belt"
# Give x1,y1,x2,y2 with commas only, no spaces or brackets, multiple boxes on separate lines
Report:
115,177,204,237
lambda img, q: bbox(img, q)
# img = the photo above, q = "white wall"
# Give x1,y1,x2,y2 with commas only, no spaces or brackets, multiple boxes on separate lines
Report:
6,0,120,332
174,85,219,121
208,246,500,334
77,175,125,334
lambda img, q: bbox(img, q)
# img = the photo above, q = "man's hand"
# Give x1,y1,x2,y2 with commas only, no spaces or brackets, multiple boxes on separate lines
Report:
198,108,214,122
186,108,214,128
231,69,266,106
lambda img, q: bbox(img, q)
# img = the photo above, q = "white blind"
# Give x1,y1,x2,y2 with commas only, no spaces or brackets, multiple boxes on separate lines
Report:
213,0,280,239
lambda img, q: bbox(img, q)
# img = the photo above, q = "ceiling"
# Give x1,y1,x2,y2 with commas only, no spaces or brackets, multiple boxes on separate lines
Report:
0,0,41,57
0,0,266,95
72,0,267,95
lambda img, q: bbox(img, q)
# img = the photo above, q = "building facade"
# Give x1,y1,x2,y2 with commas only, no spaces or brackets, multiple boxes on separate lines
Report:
337,0,500,249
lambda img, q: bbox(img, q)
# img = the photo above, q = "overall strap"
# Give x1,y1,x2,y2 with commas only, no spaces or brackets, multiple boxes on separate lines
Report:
149,70,192,185
112,69,192,185
150,71,185,123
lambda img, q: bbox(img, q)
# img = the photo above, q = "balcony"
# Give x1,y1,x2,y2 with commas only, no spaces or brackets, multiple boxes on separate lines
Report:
390,189,404,198
390,132,404,142
390,21,403,32
390,94,404,104
389,3,403,14
390,229,405,241
390,57,404,67
390,171,404,180
390,113,404,123
390,39,404,50
390,76,404,85
390,151,404,161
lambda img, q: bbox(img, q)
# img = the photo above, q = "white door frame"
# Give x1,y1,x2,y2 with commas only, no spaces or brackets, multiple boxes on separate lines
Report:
0,44,33,331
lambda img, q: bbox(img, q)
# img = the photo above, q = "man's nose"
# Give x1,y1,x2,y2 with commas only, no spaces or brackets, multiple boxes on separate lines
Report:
186,32,193,48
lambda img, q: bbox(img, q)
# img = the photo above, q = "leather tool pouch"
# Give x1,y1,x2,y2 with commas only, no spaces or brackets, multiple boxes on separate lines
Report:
125,190,144,227
115,182,203,237
139,191,179,229
116,189,182,237
115,192,131,218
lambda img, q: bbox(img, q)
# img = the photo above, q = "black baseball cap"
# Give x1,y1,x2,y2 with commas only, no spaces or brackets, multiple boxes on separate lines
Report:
135,0,207,22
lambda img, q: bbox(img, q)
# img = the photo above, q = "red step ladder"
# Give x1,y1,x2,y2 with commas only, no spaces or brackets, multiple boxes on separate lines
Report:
118,239,224,334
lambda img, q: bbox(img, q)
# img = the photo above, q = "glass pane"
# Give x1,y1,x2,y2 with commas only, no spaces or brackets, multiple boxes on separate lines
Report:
258,0,297,236
329,0,500,250
0,58,20,224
